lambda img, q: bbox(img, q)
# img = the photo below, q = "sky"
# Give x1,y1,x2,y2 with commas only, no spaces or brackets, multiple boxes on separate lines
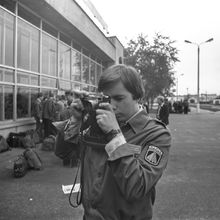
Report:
87,0,220,96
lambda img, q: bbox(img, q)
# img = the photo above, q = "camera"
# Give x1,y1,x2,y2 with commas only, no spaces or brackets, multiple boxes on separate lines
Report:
79,93,111,137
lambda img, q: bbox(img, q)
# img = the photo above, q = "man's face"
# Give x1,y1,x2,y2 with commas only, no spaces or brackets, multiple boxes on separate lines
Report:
102,81,139,123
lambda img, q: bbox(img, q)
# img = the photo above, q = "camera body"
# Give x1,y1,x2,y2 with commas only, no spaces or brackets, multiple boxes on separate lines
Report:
80,93,111,137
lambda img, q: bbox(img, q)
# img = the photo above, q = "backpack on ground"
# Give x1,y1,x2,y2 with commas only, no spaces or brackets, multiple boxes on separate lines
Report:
0,135,11,153
23,148,43,170
7,132,26,148
13,155,28,178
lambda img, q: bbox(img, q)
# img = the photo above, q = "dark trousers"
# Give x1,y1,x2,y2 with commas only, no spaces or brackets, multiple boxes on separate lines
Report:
43,118,57,138
35,117,43,139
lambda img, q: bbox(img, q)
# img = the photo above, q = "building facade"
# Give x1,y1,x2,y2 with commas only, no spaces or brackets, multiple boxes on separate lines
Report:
0,0,124,137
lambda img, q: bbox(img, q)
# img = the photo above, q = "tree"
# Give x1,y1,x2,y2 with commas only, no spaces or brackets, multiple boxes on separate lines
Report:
124,33,179,104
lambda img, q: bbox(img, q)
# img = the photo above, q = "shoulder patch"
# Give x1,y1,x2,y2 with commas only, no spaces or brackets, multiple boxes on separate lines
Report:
144,145,163,166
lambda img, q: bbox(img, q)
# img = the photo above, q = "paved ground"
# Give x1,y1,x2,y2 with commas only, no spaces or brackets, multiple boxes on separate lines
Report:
1,109,220,220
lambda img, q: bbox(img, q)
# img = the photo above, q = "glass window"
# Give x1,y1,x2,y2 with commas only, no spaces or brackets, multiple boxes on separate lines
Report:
72,50,81,82
97,64,102,84
59,43,70,80
72,82,81,91
31,88,39,117
59,80,71,90
17,71,39,86
42,22,58,38
81,84,89,91
30,75,39,86
18,5,40,27
42,33,57,76
60,33,71,45
0,0,16,13
90,86,97,93
0,67,14,82
90,61,96,85
0,85,13,121
41,76,57,88
17,19,39,72
72,40,81,51
0,85,3,120
0,8,14,66
82,48,90,57
17,86,30,118
82,56,89,84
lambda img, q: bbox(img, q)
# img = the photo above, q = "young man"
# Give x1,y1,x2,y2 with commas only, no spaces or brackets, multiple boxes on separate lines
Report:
72,64,171,220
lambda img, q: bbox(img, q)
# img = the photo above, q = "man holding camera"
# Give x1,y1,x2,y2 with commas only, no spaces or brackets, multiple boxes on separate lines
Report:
71,64,171,220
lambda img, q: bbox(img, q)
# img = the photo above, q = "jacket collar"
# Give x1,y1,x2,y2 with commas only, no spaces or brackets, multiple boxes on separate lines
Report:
122,110,149,134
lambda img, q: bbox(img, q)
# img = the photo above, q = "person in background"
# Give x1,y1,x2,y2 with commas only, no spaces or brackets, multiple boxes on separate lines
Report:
55,95,66,121
156,95,170,125
54,90,80,167
33,92,43,139
183,98,189,114
70,64,171,219
42,91,57,137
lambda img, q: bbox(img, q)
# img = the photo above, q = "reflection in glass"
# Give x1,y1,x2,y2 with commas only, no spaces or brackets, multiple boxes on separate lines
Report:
97,64,102,84
41,76,57,88
17,72,29,84
59,43,70,79
31,88,38,117
90,61,96,85
42,33,57,76
0,85,13,120
0,8,14,66
0,85,2,120
59,80,71,90
5,86,13,120
81,84,89,91
0,67,14,82
72,82,81,91
82,56,89,84
17,72,39,85
90,86,97,93
72,50,81,82
30,75,39,86
17,87,29,118
17,19,39,72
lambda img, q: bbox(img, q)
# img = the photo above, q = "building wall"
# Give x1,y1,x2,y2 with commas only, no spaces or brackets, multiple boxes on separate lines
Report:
0,0,123,138
108,36,124,64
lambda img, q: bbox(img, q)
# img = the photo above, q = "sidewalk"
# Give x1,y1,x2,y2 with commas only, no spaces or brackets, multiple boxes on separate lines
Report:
0,144,83,220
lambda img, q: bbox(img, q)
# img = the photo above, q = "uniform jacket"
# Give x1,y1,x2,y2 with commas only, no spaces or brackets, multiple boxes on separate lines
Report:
156,103,169,125
33,98,42,120
42,97,56,121
80,110,171,220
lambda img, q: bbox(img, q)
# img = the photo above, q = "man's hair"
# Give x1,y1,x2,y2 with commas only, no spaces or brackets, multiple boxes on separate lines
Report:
37,92,43,98
98,64,144,100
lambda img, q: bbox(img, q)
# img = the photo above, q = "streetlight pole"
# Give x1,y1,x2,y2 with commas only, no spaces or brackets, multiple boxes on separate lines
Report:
176,73,184,101
184,38,213,113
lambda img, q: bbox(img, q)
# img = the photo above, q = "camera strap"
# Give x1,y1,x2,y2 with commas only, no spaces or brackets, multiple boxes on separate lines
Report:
68,159,82,208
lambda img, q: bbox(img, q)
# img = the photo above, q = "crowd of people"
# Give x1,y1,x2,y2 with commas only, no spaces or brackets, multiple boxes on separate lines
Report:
169,99,189,114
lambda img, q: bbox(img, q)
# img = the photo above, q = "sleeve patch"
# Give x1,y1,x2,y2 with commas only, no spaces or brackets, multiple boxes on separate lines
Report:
144,145,163,166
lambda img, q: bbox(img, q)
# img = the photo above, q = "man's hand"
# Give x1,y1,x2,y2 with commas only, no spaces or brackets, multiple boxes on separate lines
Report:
96,103,120,134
